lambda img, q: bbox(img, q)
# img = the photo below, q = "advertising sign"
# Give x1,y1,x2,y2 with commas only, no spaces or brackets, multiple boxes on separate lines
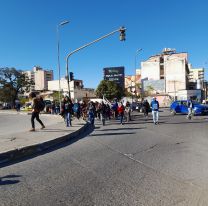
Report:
103,67,125,89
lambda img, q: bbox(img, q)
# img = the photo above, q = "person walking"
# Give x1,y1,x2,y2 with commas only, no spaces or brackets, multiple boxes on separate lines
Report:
73,100,81,119
125,101,131,122
61,96,74,127
187,98,193,120
118,102,125,125
100,101,107,126
15,99,21,112
151,97,159,125
29,92,45,132
143,99,150,119
112,100,118,119
87,101,96,125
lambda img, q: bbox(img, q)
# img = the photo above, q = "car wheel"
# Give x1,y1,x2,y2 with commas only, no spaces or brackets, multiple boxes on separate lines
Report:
170,109,176,115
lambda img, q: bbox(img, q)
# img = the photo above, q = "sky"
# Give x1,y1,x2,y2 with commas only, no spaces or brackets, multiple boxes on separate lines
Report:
1,0,208,89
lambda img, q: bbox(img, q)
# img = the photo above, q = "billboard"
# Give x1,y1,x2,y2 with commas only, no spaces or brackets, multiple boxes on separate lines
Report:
103,67,125,89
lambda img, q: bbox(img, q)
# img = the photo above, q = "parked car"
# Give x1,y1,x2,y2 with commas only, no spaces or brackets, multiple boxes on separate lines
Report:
44,100,52,113
20,102,32,111
0,103,12,110
170,100,208,115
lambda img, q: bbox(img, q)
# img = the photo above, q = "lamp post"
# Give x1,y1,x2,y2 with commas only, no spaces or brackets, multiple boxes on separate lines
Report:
66,26,126,98
134,48,142,98
57,20,69,108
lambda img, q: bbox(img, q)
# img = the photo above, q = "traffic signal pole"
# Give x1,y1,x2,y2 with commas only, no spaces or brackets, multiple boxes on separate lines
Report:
65,26,126,98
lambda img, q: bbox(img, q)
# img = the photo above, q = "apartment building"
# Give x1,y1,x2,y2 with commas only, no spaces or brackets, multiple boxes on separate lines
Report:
140,48,201,101
24,66,53,91
48,78,96,100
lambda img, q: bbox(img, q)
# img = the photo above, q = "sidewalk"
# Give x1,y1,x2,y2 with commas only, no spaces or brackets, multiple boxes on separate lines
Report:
0,110,91,164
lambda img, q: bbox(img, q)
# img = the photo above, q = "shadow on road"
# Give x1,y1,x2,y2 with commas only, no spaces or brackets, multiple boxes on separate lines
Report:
98,127,146,132
0,175,21,186
90,132,136,136
162,121,208,124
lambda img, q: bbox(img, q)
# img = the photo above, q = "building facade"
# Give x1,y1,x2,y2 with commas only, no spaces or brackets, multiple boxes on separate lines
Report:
24,66,53,91
48,78,96,100
140,48,203,101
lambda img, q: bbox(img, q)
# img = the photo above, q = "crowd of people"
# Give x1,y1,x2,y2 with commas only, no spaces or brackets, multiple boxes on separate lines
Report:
28,92,162,131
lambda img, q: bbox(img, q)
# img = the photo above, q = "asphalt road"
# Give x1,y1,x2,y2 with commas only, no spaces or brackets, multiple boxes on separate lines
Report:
1,110,208,206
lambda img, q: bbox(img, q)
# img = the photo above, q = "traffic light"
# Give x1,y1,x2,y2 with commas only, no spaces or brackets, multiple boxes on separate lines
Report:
69,72,74,81
119,26,126,41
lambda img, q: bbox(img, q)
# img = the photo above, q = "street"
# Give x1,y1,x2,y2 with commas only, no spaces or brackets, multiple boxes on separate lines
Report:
1,110,208,206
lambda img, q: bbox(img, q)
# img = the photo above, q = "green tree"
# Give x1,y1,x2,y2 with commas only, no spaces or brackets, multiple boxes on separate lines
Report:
96,80,124,101
51,91,62,101
144,85,155,97
0,67,34,106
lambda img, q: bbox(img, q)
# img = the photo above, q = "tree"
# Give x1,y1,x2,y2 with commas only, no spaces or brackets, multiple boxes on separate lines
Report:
0,67,34,106
96,80,124,101
51,91,62,101
144,85,155,97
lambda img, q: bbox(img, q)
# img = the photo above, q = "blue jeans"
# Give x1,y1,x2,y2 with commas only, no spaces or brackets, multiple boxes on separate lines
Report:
65,112,71,127
152,111,159,123
88,111,94,125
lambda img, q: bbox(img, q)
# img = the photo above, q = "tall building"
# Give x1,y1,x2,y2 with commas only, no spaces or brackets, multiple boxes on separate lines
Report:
141,48,191,99
24,66,53,91
188,67,204,82
103,66,125,89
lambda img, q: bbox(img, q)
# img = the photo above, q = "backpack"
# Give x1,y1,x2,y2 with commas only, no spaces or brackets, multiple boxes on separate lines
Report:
73,103,80,113
37,97,45,111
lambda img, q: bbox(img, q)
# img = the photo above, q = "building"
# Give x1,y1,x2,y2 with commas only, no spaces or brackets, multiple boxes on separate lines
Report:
188,67,204,82
188,66,204,90
125,74,141,95
24,66,53,91
141,48,202,102
103,66,125,90
48,78,96,101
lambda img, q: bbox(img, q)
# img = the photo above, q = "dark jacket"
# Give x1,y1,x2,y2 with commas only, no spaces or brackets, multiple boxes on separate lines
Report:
61,100,74,114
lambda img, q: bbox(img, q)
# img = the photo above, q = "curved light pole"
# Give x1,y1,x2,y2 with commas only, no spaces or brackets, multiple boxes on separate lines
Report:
57,20,69,109
65,26,126,98
134,48,142,98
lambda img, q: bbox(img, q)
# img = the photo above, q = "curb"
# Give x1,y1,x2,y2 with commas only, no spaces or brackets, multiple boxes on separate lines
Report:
0,122,93,165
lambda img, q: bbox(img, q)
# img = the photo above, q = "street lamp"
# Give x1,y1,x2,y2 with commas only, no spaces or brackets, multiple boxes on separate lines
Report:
134,48,142,98
66,26,126,98
57,20,69,109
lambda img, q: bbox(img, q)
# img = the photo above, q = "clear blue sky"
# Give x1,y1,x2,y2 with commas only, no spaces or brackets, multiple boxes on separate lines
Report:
1,0,208,88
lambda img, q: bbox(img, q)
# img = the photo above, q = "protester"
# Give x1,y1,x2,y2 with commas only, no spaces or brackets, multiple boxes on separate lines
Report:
73,100,81,119
51,101,56,114
29,92,45,131
151,97,159,125
143,99,150,118
87,101,95,125
125,101,131,122
118,102,125,125
15,99,21,112
106,104,111,120
61,96,74,127
112,99,118,119
55,102,60,114
187,98,193,120
100,101,107,126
